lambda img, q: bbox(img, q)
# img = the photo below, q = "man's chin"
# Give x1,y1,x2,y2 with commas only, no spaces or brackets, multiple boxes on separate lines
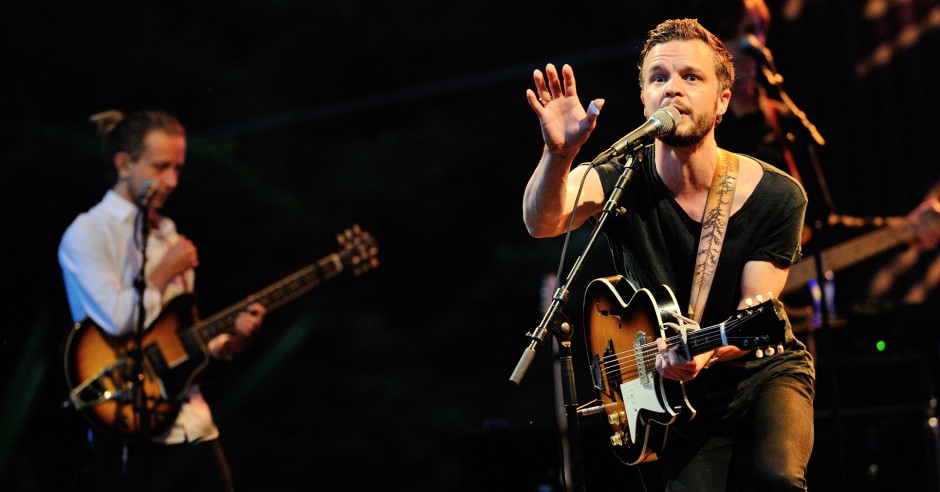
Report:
660,133,703,148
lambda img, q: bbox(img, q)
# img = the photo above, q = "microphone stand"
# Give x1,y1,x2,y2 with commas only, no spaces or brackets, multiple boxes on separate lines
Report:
758,59,848,490
131,203,152,447
510,152,641,492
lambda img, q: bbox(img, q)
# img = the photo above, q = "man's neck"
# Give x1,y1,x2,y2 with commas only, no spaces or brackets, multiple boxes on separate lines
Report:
655,139,720,197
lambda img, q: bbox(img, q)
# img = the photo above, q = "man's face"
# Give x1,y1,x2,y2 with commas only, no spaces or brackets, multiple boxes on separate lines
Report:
639,39,731,148
125,130,186,209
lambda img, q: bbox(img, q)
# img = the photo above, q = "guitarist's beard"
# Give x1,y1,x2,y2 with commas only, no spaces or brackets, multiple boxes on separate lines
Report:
660,107,717,148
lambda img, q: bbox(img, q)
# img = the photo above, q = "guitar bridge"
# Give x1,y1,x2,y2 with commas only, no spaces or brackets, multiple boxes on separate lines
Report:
67,357,135,410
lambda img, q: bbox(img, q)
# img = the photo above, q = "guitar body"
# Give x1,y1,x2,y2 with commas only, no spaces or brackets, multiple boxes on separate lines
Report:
63,294,207,440
582,276,693,465
583,275,787,466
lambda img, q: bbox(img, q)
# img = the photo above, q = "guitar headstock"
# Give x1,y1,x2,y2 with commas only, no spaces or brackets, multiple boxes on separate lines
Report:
337,224,379,275
725,292,786,356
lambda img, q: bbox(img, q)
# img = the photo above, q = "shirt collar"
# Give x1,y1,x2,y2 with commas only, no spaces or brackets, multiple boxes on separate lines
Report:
101,189,140,225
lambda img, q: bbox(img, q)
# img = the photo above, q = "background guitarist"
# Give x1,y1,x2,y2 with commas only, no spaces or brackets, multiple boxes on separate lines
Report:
690,0,940,341
522,18,814,491
58,109,266,492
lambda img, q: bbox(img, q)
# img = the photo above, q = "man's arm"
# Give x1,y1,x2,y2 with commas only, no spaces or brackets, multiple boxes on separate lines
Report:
522,63,606,237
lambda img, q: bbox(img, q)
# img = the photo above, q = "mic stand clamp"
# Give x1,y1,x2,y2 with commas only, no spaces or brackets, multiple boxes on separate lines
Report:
509,151,641,492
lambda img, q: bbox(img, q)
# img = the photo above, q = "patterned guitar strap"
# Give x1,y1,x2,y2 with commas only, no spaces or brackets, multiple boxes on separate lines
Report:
688,148,739,324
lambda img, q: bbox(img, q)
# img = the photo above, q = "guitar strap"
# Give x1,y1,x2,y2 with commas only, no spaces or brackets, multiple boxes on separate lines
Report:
688,148,739,323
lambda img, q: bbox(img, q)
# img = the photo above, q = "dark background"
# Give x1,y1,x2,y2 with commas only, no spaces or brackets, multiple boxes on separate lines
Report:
2,1,939,491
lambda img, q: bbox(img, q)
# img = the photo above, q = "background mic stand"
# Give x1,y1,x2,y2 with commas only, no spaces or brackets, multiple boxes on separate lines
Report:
509,151,640,492
131,203,153,450
759,61,848,490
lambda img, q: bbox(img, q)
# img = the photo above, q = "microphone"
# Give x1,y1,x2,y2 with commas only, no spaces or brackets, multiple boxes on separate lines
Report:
738,34,777,70
738,34,785,88
591,106,681,165
138,179,159,209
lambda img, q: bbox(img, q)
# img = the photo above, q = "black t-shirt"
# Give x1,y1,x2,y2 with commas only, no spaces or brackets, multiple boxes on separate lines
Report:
592,146,814,425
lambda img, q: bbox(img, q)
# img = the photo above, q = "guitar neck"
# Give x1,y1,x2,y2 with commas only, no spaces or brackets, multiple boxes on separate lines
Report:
661,299,783,358
194,253,346,343
782,219,913,296
683,325,726,357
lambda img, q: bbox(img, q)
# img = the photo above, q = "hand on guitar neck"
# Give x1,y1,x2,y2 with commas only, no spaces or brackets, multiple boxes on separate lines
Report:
783,198,940,297
907,197,940,250
654,294,782,383
207,302,266,359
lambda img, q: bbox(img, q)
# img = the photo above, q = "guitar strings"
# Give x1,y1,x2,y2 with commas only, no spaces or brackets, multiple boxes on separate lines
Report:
596,314,752,379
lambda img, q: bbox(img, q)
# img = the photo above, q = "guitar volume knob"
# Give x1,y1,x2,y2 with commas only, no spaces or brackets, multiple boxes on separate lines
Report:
610,432,625,447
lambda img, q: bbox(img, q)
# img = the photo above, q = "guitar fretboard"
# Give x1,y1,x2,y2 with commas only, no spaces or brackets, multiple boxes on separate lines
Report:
193,254,345,343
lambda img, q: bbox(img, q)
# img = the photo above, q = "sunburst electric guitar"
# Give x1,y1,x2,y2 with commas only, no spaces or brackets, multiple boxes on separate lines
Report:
62,225,378,441
582,275,786,465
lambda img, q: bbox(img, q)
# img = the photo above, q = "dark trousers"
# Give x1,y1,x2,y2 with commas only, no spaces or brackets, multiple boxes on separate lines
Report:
89,430,234,492
661,373,815,492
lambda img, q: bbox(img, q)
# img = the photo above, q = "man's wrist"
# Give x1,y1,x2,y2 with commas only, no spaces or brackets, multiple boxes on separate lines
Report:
703,348,720,369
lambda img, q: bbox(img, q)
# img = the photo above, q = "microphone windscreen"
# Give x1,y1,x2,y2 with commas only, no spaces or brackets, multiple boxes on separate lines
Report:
140,179,157,196
651,106,681,135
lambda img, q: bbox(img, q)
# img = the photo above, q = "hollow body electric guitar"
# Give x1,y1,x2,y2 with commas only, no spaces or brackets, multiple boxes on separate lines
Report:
62,225,378,441
581,276,786,465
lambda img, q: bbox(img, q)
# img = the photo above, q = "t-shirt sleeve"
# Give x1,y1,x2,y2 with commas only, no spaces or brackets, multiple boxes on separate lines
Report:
749,165,807,268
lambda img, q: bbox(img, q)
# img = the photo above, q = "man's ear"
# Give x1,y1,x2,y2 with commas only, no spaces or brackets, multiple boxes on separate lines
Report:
114,152,132,178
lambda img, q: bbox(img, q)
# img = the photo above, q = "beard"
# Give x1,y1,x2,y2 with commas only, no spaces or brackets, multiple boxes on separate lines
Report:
659,107,716,148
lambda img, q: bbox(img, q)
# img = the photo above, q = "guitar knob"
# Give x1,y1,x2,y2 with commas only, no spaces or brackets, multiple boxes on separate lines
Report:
610,432,624,447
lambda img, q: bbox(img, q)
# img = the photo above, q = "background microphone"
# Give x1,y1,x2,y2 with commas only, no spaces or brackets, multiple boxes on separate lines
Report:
138,179,159,209
738,34,777,70
592,106,681,166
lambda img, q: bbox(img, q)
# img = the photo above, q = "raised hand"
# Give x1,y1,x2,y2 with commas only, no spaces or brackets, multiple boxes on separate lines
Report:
526,63,604,156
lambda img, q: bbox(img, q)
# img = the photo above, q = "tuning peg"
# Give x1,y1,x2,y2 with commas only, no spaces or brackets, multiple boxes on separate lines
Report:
755,294,764,303
767,291,774,299
765,346,775,356
755,348,764,358
777,344,784,354
745,297,754,307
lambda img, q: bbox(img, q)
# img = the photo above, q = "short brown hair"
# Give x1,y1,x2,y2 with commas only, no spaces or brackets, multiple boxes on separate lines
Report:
637,18,736,94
